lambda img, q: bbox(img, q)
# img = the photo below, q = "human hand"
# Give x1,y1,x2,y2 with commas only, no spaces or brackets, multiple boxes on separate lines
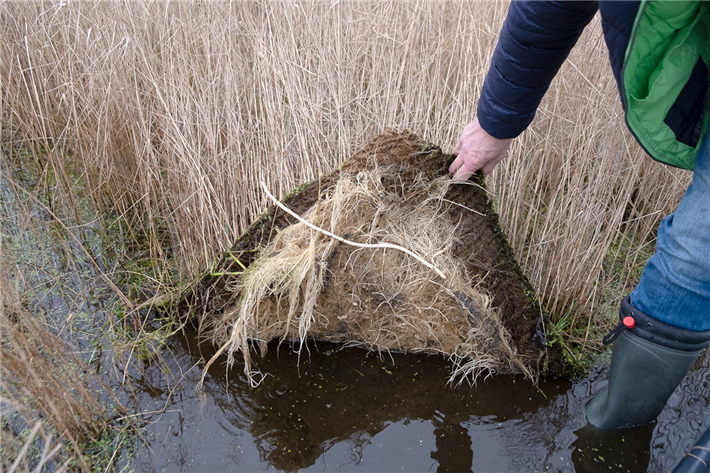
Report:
449,117,512,180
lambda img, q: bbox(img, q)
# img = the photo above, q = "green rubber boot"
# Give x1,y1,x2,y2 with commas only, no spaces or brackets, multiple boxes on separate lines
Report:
585,297,710,430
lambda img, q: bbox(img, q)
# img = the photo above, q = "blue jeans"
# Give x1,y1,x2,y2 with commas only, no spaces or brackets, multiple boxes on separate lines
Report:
630,133,710,332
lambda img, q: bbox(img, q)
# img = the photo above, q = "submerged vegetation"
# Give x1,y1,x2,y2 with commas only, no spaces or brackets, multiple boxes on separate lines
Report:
0,0,692,466
0,147,174,470
1,272,123,472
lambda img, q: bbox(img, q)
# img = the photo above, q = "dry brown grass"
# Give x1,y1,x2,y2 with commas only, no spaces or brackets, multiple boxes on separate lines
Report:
0,272,120,472
1,1,690,333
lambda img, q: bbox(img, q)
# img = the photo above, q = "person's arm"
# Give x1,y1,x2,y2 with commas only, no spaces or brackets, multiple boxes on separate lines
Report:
451,1,598,180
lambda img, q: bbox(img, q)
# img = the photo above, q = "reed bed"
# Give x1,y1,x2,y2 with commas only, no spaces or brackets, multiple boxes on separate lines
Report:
1,1,690,333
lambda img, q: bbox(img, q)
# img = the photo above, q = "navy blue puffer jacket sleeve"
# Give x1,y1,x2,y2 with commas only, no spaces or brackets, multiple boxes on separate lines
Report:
477,1,599,139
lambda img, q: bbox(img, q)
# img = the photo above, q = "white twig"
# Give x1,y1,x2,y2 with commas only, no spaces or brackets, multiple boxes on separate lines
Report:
260,181,446,279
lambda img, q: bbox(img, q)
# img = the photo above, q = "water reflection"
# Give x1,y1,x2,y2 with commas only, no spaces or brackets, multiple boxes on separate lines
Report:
189,330,572,472
125,328,709,472
648,352,710,472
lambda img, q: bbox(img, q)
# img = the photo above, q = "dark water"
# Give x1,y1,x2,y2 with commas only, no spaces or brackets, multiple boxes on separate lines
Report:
3,159,708,473
121,328,709,473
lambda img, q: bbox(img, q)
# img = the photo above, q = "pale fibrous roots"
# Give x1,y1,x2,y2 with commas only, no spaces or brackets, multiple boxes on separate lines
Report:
203,166,526,386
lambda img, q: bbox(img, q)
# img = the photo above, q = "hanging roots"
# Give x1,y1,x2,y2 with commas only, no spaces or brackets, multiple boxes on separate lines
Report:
192,131,546,386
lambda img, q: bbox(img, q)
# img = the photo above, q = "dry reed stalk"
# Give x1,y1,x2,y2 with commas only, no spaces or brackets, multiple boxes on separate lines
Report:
492,19,690,320
0,1,690,331
1,421,67,473
0,272,116,472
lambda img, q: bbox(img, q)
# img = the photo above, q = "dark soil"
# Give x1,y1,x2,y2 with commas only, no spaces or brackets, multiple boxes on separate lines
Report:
187,130,552,373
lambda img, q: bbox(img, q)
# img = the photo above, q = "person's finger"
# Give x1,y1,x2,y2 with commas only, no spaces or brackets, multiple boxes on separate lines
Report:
482,160,497,175
453,161,476,181
448,153,464,175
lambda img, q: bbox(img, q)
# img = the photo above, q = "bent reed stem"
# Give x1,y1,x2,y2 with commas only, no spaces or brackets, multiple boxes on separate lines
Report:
260,181,447,280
